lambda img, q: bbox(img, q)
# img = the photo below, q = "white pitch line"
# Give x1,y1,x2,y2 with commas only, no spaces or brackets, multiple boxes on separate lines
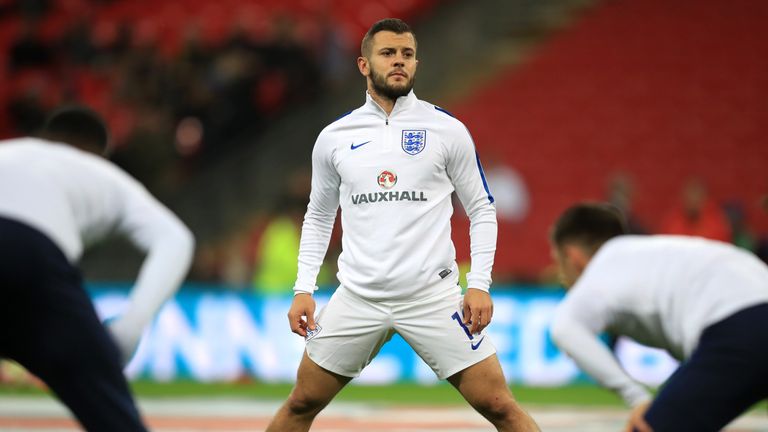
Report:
0,396,766,432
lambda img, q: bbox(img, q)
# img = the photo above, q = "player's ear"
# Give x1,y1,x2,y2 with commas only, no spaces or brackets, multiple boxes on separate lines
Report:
564,244,590,273
357,56,369,77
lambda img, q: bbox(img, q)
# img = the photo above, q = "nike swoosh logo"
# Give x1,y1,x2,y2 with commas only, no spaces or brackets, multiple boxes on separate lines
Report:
351,140,371,150
470,336,485,351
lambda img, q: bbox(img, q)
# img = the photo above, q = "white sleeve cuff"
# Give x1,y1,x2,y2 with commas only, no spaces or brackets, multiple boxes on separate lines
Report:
466,284,490,293
293,283,317,296
466,274,491,292
622,385,653,408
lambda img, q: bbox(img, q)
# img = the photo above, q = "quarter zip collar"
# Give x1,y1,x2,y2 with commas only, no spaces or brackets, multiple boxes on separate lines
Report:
365,90,418,122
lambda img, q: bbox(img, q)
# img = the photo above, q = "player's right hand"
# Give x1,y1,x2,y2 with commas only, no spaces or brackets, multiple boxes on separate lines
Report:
105,316,142,366
625,401,653,432
288,293,316,337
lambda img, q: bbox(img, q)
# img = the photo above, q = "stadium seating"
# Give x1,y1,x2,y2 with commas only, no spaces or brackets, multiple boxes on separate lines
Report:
0,0,439,141
450,0,768,278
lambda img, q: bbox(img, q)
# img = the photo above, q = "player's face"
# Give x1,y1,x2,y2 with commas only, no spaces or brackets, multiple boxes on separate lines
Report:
552,245,582,289
361,31,418,100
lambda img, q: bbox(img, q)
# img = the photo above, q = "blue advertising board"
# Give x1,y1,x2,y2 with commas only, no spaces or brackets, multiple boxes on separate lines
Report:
92,285,677,386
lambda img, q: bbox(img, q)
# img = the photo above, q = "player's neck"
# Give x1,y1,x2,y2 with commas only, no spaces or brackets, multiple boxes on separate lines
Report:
368,88,396,116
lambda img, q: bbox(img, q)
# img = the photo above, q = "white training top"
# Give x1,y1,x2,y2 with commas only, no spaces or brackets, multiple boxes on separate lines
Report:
0,138,195,335
550,235,768,407
294,91,497,300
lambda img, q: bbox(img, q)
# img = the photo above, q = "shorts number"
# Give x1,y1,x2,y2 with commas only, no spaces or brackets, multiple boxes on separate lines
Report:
451,311,475,340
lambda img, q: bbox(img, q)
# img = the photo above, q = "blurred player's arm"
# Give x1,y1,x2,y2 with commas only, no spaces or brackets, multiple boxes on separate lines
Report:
108,174,195,363
447,124,497,333
290,133,340,335
550,297,652,407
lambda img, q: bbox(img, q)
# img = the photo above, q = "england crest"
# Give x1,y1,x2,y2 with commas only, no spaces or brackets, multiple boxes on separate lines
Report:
401,130,426,155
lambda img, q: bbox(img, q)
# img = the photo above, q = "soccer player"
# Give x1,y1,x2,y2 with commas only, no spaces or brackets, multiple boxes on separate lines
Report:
549,203,768,432
0,107,195,431
266,18,539,432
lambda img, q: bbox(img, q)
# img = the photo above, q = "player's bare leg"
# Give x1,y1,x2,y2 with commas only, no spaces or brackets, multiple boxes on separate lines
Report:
447,354,540,432
266,351,351,432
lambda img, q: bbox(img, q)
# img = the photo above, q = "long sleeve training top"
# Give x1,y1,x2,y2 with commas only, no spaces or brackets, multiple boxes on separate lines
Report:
294,91,497,301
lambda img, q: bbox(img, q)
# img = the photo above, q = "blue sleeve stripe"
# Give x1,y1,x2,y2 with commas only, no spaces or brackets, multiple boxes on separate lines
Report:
333,110,353,122
434,106,455,118
475,152,495,204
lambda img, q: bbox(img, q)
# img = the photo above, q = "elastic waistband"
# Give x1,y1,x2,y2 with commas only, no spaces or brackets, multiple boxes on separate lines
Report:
338,279,462,306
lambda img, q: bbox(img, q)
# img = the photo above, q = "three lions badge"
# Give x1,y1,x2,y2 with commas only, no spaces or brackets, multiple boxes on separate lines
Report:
401,130,426,155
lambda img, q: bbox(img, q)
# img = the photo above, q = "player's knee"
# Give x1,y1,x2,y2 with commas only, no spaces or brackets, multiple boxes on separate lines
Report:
474,395,518,423
285,390,327,417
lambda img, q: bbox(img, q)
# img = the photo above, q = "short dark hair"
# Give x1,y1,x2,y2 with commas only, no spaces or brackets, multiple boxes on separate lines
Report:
39,106,109,153
361,18,416,57
551,203,628,253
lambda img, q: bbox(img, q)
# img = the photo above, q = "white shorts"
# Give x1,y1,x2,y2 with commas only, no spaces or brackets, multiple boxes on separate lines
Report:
306,285,496,380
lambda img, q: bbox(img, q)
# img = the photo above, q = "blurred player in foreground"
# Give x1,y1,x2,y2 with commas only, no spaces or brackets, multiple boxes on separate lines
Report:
0,107,195,431
549,203,768,432
266,18,539,432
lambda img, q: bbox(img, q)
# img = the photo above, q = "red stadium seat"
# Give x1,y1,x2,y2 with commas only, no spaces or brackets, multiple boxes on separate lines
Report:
449,0,768,276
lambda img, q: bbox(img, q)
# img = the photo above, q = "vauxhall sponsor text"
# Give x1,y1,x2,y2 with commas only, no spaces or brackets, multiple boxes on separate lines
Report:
351,190,428,205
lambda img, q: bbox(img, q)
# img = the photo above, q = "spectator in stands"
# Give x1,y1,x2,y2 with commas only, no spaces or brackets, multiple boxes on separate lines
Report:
0,107,194,431
605,172,648,234
251,168,339,294
205,46,261,147
17,0,51,19
9,19,54,71
252,194,306,295
110,105,178,195
1,1,328,195
7,86,47,135
60,16,97,66
315,11,354,90
723,200,757,252
262,15,321,103
660,177,730,241
178,23,213,70
483,156,529,223
94,21,134,64
190,223,256,290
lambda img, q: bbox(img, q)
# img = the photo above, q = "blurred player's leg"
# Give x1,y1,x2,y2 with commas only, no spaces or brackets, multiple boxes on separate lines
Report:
643,304,768,431
266,352,351,432
19,326,148,431
0,218,148,431
447,354,540,432
19,287,148,431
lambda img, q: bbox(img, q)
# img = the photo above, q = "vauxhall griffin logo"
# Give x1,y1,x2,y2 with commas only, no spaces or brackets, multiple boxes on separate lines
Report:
378,170,397,189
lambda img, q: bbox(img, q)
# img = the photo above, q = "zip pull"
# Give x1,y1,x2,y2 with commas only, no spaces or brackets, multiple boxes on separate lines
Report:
386,118,389,125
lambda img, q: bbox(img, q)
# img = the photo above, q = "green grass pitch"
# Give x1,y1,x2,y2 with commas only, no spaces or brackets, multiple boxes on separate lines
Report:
0,380,624,406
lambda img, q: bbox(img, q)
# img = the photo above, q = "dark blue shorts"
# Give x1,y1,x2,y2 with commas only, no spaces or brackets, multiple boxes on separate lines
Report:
643,303,768,432
0,216,147,431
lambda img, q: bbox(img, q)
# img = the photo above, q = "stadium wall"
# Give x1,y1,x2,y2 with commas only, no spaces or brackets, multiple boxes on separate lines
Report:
91,284,677,387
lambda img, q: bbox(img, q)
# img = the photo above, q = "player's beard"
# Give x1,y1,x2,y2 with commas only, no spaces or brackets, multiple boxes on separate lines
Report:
369,63,415,102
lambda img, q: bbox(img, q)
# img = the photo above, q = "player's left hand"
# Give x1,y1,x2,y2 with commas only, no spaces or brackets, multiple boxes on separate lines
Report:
462,288,493,334
625,401,653,432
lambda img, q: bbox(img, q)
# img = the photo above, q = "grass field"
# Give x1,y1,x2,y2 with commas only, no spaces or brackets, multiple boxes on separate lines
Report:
145,381,629,406
0,379,624,406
